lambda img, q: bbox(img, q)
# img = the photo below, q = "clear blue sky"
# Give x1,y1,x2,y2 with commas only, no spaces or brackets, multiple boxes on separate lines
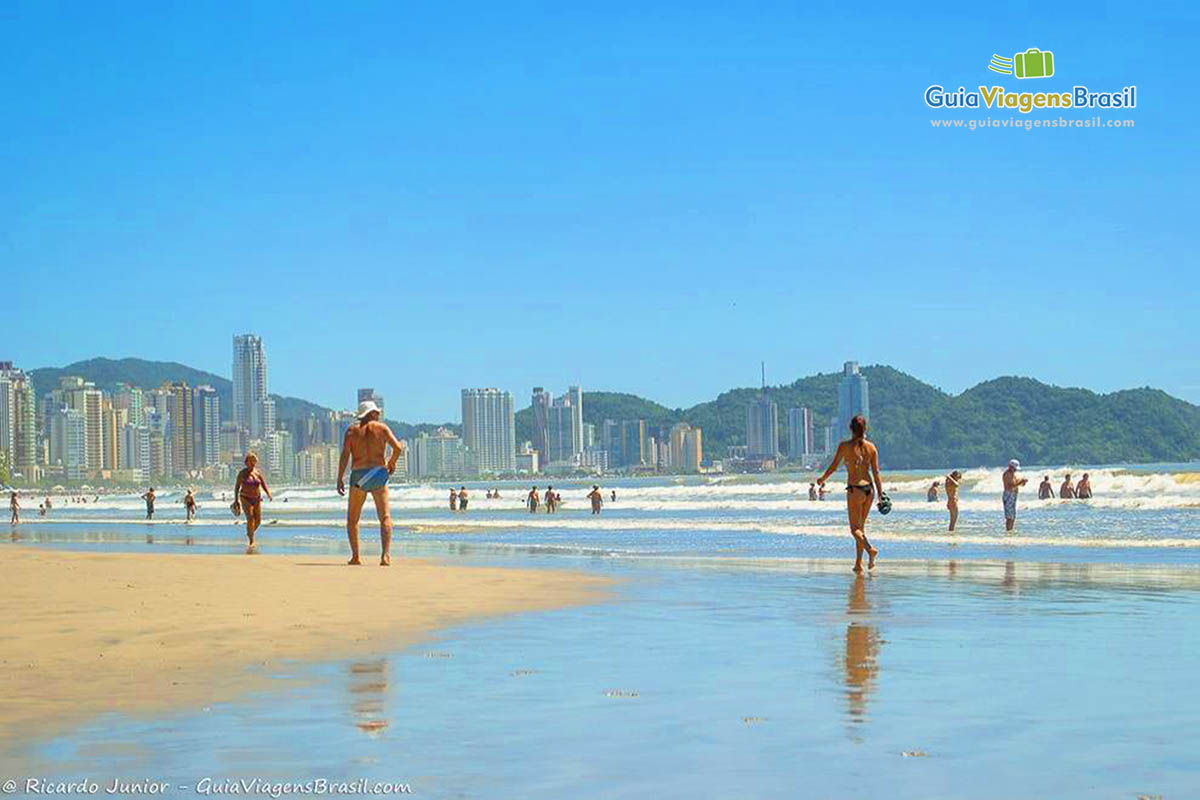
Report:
4,1,1196,421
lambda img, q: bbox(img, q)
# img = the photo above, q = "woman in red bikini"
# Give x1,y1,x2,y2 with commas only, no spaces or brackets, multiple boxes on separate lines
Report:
233,451,272,552
816,415,884,572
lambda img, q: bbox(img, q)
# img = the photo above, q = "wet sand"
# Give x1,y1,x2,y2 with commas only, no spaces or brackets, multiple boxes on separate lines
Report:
0,546,610,745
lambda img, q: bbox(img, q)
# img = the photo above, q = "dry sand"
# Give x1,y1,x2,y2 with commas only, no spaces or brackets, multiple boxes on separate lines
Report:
0,546,610,745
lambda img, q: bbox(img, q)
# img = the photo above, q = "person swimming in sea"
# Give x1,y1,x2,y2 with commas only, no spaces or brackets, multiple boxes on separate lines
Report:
815,415,884,572
233,453,272,552
927,481,940,502
1076,473,1093,499
1059,474,1076,499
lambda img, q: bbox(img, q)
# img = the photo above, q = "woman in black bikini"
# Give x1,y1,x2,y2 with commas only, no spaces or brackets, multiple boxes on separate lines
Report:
816,415,884,572
233,452,272,552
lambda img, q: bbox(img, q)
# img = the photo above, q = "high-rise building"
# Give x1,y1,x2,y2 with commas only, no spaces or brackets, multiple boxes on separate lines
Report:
119,422,151,481
61,382,105,474
100,399,119,471
836,361,870,440
357,388,385,418
787,407,814,459
582,422,596,449
461,388,516,474
164,382,195,477
746,394,779,460
531,387,552,467
683,426,703,473
266,429,294,481
0,362,36,479
408,428,465,479
49,406,87,481
604,419,647,469
194,385,221,467
232,334,271,438
564,386,583,456
112,383,145,427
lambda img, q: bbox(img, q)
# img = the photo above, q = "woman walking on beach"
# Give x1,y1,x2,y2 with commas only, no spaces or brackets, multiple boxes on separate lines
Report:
816,415,884,572
233,452,272,552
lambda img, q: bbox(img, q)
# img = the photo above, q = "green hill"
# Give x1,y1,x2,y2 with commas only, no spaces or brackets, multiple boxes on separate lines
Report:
28,358,1200,468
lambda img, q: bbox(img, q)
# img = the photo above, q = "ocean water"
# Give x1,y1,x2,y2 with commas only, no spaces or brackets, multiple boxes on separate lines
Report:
5,465,1200,797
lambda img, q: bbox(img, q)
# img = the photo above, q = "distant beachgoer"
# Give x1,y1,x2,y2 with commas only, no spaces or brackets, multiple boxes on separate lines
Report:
610,489,616,503
545,486,557,513
945,471,962,531
815,415,884,572
1038,476,1054,500
587,485,603,515
141,488,156,520
449,489,458,511
335,401,404,566
184,489,197,521
1002,460,1028,531
44,496,52,512
927,482,940,502
808,483,818,501
494,487,501,499
528,486,540,513
234,453,272,552
818,485,829,501
1076,473,1093,499
1059,474,1076,499
458,487,469,511
9,492,19,525
38,503,46,517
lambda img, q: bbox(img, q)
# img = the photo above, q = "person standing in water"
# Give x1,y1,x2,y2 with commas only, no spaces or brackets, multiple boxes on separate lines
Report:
808,483,818,501
528,486,540,513
610,489,616,503
545,486,557,513
1059,474,1076,499
458,486,469,511
184,489,197,521
233,454,272,551
1038,475,1054,500
8,492,19,525
927,481,940,502
336,401,404,566
816,415,883,572
945,470,962,531
1076,473,1093,499
1002,460,1028,532
141,487,156,520
587,485,603,515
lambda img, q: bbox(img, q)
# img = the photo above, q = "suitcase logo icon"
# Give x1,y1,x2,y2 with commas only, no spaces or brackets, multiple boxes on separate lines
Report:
987,48,1055,79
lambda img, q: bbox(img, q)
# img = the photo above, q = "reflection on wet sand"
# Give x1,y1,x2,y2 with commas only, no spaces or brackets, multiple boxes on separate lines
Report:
347,659,390,736
843,575,881,725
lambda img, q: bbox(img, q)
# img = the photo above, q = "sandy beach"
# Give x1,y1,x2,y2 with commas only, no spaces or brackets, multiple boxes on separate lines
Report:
0,547,610,746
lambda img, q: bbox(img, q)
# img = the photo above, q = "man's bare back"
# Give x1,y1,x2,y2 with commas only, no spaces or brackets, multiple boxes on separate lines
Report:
343,419,398,470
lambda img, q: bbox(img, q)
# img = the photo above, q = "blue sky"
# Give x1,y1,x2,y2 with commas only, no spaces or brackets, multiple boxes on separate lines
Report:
3,1,1196,421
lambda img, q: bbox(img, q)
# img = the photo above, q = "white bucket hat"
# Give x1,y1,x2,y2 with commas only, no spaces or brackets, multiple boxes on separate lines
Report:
356,400,381,419
1008,459,1021,470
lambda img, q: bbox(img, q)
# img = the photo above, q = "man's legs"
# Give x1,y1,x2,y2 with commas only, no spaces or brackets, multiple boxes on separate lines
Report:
370,486,392,566
346,487,368,565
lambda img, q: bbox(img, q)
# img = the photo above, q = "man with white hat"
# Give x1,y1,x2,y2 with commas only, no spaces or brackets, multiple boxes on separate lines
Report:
1001,459,1028,532
336,400,406,565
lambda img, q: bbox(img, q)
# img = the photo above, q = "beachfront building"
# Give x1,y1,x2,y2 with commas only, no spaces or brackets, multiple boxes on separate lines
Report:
49,406,87,482
119,422,151,482
164,382,195,477
836,361,870,439
408,428,466,479
461,388,516,475
112,383,145,427
0,362,38,481
746,393,779,460
266,429,294,481
232,334,272,439
787,407,814,460
603,419,647,469
194,385,221,467
668,422,704,473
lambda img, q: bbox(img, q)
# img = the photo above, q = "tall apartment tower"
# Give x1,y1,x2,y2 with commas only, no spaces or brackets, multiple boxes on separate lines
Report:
461,388,516,474
530,387,552,467
194,385,221,467
787,407,814,459
836,361,870,440
232,334,271,439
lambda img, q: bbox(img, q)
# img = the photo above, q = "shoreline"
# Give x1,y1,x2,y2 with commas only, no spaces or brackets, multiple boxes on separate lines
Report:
0,546,612,750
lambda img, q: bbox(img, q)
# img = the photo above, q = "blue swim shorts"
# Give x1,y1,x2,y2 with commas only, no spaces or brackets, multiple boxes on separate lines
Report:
350,466,389,492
